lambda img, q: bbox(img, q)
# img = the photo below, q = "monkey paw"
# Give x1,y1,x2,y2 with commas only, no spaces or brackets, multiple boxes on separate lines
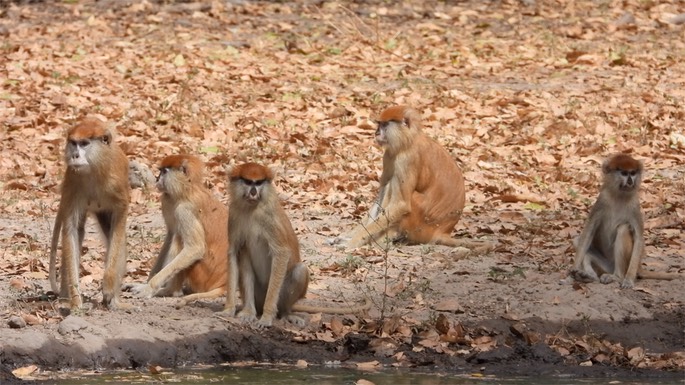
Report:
255,316,274,328
599,273,619,285
570,269,598,283
328,235,350,246
620,279,635,289
128,283,155,298
285,314,305,327
237,310,257,324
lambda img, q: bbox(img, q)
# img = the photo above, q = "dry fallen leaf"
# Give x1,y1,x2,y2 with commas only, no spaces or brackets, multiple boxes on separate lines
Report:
12,365,38,378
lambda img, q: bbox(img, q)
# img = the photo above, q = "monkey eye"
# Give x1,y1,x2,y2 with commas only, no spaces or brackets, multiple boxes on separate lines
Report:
620,170,637,177
241,178,266,187
69,139,90,147
377,121,390,130
157,167,168,179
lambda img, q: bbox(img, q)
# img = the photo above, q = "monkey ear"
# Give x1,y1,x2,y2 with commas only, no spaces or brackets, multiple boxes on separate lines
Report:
601,158,612,174
102,129,113,145
403,116,411,127
178,158,190,176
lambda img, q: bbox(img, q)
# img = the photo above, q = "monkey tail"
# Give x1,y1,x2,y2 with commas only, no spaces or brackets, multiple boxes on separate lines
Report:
176,287,225,309
432,235,496,252
49,217,62,293
638,269,682,281
292,297,372,315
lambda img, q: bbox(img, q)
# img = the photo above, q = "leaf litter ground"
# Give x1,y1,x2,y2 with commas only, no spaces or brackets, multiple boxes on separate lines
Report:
0,0,683,382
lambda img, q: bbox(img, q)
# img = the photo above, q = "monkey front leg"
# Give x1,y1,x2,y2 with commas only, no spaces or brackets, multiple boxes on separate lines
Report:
255,253,289,328
612,224,641,289
222,248,241,316
61,221,84,309
236,254,258,323
346,201,409,248
132,243,204,298
102,211,128,309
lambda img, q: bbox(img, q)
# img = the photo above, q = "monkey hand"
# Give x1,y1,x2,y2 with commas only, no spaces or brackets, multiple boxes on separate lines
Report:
220,305,237,317
237,309,258,324
327,235,350,246
255,315,275,328
285,314,305,327
570,268,598,283
620,278,635,289
599,273,618,285
128,283,156,298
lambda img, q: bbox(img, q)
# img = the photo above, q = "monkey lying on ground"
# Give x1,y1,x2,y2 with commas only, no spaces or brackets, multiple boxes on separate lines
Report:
571,153,681,288
222,163,370,327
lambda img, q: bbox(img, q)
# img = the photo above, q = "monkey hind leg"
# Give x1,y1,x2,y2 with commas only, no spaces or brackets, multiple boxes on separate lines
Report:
176,287,225,309
277,263,309,326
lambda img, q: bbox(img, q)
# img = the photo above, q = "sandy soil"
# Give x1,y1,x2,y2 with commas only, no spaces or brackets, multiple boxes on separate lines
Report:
0,0,684,382
0,209,683,382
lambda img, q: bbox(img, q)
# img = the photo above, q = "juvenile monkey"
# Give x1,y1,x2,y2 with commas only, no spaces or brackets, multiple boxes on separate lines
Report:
129,155,228,306
340,105,491,250
571,153,681,288
223,163,370,327
49,117,130,309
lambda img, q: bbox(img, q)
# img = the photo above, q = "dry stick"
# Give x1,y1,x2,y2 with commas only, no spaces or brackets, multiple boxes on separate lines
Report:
363,210,394,321
315,4,417,68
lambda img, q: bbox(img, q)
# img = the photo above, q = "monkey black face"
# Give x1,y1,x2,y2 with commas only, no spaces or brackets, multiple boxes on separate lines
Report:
156,167,169,193
375,121,394,147
240,178,267,204
618,170,640,191
66,139,93,171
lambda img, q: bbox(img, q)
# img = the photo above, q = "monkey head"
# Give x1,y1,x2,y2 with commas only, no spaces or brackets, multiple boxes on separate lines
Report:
156,155,204,197
229,163,275,205
375,105,422,153
65,118,113,172
602,153,643,194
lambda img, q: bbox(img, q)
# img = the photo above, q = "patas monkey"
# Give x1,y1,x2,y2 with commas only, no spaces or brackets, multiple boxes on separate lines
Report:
571,153,681,288
341,105,492,250
223,163,370,327
129,155,228,306
49,117,129,309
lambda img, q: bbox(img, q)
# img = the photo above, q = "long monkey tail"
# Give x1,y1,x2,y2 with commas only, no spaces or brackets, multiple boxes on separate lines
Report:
292,297,372,315
638,269,682,281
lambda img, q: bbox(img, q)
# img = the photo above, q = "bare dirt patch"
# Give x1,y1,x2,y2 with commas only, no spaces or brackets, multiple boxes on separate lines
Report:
1,0,684,382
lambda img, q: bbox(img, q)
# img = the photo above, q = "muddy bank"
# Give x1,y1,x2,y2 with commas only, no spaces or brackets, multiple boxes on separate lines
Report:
1,300,683,381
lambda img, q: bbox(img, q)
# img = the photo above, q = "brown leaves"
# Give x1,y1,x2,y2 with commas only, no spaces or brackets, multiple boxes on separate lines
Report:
0,0,684,374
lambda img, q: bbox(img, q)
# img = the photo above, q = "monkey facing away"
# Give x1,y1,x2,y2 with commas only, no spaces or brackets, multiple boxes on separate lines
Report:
49,117,130,309
339,105,492,250
571,153,681,288
128,155,228,306
223,163,370,328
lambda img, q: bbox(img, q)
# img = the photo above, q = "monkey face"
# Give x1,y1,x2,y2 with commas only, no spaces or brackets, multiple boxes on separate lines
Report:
237,179,267,204
156,168,170,193
65,138,109,172
375,121,390,146
155,167,188,197
617,169,641,191
375,120,404,148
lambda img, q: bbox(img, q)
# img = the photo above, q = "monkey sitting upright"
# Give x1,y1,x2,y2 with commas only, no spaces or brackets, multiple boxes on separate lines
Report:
571,153,681,288
128,155,228,306
222,163,370,328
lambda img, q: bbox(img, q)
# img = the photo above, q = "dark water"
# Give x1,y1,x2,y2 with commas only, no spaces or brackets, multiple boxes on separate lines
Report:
51,366,685,385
